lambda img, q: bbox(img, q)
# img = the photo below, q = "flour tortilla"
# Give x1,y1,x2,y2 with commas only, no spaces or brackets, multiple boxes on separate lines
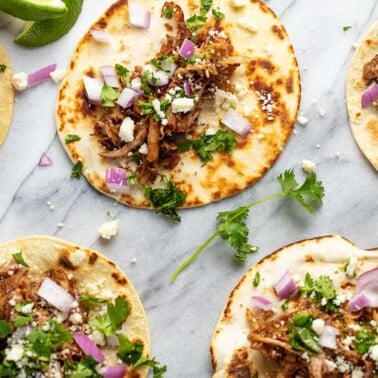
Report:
0,235,150,377
346,21,378,170
56,0,300,208
210,235,378,377
0,43,14,146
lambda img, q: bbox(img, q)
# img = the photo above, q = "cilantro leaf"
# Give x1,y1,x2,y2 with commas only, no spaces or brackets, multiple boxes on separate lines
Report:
253,272,260,287
101,84,120,107
353,327,377,354
171,170,325,282
115,63,129,84
71,160,83,179
12,250,29,267
12,315,33,327
89,314,113,336
0,319,11,339
186,14,207,31
144,177,186,222
69,356,101,378
343,25,352,31
162,5,173,19
65,134,81,144
79,294,107,304
212,8,224,20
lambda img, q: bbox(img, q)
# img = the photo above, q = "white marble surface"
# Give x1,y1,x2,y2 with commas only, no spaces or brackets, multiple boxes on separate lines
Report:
0,0,377,376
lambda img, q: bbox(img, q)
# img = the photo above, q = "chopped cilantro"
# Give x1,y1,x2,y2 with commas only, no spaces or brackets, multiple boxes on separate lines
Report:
144,177,186,222
68,356,102,378
353,327,377,354
139,100,154,115
0,64,6,73
253,272,260,287
281,299,289,311
115,63,129,84
79,294,107,304
12,250,29,267
127,174,138,185
179,130,236,163
186,14,207,31
65,134,81,144
200,0,213,13
101,84,120,107
343,25,352,31
163,5,173,19
12,315,33,327
0,319,11,339
212,8,225,20
71,160,83,179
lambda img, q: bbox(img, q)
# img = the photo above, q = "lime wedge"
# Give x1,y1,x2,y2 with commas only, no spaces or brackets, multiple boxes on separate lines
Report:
14,0,83,47
0,0,67,21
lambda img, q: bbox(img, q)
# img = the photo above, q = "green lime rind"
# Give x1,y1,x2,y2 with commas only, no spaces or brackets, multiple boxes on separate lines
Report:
0,0,67,21
14,0,83,47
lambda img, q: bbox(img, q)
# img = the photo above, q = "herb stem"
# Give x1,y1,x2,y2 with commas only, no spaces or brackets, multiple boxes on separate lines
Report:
170,191,284,282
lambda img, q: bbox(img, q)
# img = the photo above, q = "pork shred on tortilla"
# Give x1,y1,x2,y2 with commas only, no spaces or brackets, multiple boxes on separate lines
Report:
92,2,241,185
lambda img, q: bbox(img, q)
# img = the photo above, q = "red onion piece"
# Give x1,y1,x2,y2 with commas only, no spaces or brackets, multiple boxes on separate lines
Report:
251,295,272,311
116,87,140,108
129,2,151,29
361,82,378,108
105,167,130,194
83,76,104,103
90,29,111,44
183,80,192,96
221,109,251,137
318,325,339,349
38,152,53,167
357,280,378,307
73,333,105,363
103,365,128,378
28,64,57,86
274,270,297,299
349,291,370,312
178,38,196,58
356,268,378,293
100,66,120,88
37,277,76,313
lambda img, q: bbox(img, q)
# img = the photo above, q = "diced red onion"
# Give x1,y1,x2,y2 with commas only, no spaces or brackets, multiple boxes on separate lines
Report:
100,66,120,88
105,167,130,194
361,82,378,108
274,270,297,299
178,38,196,58
142,65,170,87
38,152,53,167
83,75,104,103
37,277,76,313
28,64,57,86
356,267,378,293
73,333,105,363
251,295,272,311
221,109,251,137
90,29,111,44
349,291,370,312
184,80,192,96
318,325,339,349
102,365,128,378
116,87,140,108
129,2,151,29
357,279,378,307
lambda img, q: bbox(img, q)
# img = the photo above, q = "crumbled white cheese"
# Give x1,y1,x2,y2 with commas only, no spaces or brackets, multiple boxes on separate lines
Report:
333,294,346,306
311,318,325,335
345,255,358,278
336,356,351,373
130,77,142,91
11,72,28,91
229,0,248,8
351,370,364,378
320,297,327,306
8,299,16,306
119,117,135,143
318,106,326,117
98,219,119,240
369,345,378,362
89,330,106,346
21,303,34,314
69,313,82,325
131,257,137,264
205,127,217,135
70,249,87,266
50,68,67,83
342,336,354,347
5,345,24,362
302,159,316,173
297,115,309,126
171,97,195,113
138,143,148,155
237,17,257,33
57,222,65,228
325,359,337,372
214,88,238,112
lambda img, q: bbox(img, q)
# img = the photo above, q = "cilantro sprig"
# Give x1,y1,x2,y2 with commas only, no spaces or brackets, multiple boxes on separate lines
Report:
170,170,325,282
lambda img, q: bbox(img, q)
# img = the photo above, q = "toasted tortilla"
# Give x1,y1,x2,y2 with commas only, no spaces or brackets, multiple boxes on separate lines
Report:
210,235,378,377
56,0,300,208
0,43,14,146
346,21,378,170
0,235,150,377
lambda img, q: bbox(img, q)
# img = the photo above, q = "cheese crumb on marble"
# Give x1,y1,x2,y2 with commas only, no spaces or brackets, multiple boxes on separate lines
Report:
98,219,119,240
119,117,135,142
50,68,67,83
11,72,28,91
318,106,327,117
297,115,309,126
302,159,316,173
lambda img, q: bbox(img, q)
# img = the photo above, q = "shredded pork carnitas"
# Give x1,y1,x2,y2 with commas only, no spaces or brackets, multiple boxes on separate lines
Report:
92,2,241,184
247,296,377,377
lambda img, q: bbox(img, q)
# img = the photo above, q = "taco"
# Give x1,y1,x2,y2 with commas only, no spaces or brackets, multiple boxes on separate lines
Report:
0,235,163,377
211,235,378,377
346,21,378,170
56,0,300,209
0,43,14,146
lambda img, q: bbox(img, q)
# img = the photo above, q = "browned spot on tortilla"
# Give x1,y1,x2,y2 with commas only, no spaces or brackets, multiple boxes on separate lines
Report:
276,78,283,85
226,347,256,378
305,254,314,263
286,74,294,93
341,281,355,290
89,253,98,265
258,59,276,73
356,112,361,118
107,259,116,267
366,119,378,140
165,23,173,32
272,25,285,40
112,271,127,285
58,249,76,270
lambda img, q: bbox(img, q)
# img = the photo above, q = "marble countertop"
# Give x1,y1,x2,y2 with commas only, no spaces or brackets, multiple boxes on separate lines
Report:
0,0,377,376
